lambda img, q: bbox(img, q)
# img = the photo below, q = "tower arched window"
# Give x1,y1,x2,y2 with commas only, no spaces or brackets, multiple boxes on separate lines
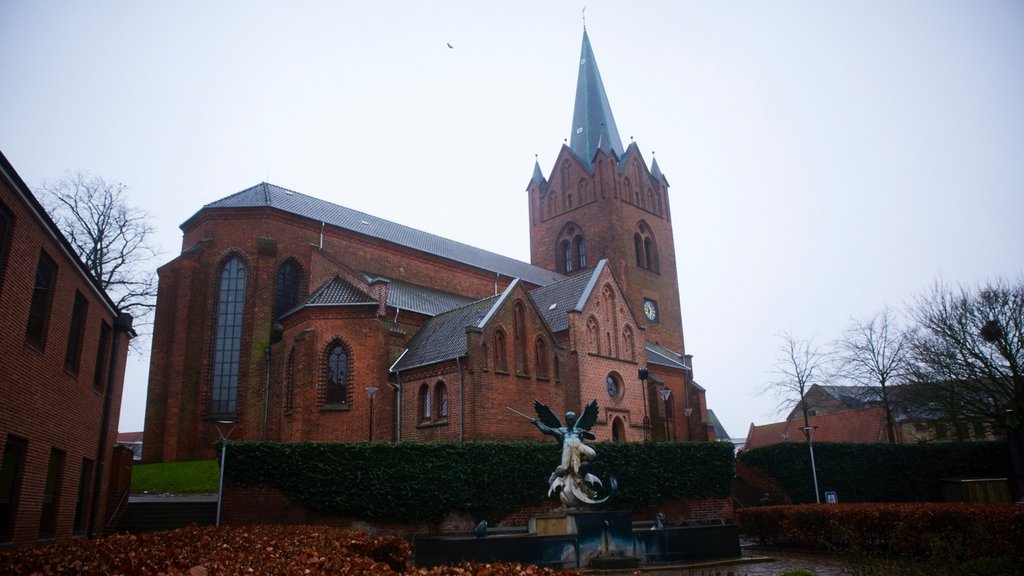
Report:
326,342,349,405
274,259,301,320
548,194,556,217
535,338,549,379
634,222,659,273
211,256,246,415
436,381,449,419
514,302,527,374
556,224,587,274
562,240,573,273
574,236,586,269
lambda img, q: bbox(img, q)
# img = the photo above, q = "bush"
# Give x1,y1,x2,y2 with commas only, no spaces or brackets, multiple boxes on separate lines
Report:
0,525,583,575
224,440,735,523
737,441,1011,503
737,503,1024,564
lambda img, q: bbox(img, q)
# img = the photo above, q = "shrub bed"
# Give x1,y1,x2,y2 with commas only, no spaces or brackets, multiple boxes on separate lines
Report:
225,440,735,523
738,503,1024,564
0,525,582,575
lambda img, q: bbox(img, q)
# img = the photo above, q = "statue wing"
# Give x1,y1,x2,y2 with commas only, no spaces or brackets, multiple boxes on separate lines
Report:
533,400,563,429
575,399,600,431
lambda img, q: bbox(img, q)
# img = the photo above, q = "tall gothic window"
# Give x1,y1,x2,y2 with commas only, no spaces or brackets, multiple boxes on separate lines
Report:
561,240,573,273
514,302,527,374
326,343,348,404
26,251,57,349
535,338,549,379
494,330,508,372
420,383,432,421
574,236,586,269
436,381,449,419
557,224,586,273
634,222,659,273
274,259,300,320
211,256,246,414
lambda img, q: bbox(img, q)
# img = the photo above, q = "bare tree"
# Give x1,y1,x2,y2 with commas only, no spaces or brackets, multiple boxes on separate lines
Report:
39,172,158,344
761,330,831,428
908,278,1024,427
834,307,912,442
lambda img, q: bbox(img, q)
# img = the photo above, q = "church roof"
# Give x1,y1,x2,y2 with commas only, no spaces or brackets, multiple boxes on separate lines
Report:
646,341,694,375
391,295,500,372
374,276,475,317
302,275,375,307
195,182,564,287
569,30,625,166
529,263,602,333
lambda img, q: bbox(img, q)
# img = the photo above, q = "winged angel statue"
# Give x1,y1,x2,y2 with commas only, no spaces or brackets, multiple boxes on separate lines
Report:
529,399,616,508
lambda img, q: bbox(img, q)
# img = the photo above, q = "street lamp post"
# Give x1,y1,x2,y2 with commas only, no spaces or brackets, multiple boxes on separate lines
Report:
801,425,821,504
214,419,238,526
660,388,672,441
365,387,378,442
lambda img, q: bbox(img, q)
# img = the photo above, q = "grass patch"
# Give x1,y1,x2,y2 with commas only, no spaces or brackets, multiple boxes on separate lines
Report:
131,459,219,494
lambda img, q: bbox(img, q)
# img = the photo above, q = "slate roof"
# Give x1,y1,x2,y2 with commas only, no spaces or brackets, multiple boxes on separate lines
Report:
569,30,625,166
645,342,689,371
373,276,474,317
303,275,375,307
744,406,887,450
193,182,564,287
391,296,500,372
706,410,732,442
529,265,602,332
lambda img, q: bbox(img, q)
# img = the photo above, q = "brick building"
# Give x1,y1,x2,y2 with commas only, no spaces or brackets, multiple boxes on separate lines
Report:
0,151,134,546
144,31,714,463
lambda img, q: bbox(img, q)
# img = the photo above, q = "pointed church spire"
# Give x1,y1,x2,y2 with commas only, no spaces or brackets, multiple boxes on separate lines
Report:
530,156,546,186
651,156,666,182
569,30,624,166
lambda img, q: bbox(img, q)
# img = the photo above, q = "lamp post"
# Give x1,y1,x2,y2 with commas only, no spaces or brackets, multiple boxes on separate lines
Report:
801,425,821,504
214,419,238,526
660,388,672,441
638,368,651,440
365,386,378,442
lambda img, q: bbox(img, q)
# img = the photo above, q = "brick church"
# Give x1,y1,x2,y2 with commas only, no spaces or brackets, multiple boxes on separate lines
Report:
143,31,715,463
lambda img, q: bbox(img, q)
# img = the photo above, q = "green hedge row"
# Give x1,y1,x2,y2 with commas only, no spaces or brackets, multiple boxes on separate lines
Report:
223,440,735,523
738,441,1012,504
737,503,1024,564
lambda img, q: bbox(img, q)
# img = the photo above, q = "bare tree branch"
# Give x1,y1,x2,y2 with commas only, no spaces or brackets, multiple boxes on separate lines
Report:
834,306,912,442
759,330,831,428
38,172,159,351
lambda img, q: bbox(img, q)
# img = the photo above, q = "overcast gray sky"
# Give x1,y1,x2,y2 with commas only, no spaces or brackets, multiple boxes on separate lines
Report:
2,1,1022,440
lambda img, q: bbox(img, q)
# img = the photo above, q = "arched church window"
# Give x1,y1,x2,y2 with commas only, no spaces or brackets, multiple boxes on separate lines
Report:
567,193,573,209
574,236,586,269
562,240,573,273
514,302,527,374
274,259,301,320
612,417,625,441
535,338,549,379
634,222,659,273
420,383,432,421
587,316,601,355
436,381,449,419
211,256,246,415
325,342,349,405
495,329,508,372
623,325,636,362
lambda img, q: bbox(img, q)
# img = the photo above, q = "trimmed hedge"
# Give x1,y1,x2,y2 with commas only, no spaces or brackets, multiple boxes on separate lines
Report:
737,503,1024,564
738,441,1012,504
223,440,735,523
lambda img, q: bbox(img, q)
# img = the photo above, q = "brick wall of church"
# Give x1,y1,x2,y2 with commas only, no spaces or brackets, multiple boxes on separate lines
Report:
0,165,132,546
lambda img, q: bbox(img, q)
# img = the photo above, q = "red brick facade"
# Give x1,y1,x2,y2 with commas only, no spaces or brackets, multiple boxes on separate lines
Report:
0,152,133,547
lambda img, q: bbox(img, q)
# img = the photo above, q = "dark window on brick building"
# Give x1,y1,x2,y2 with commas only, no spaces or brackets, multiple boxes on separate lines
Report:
38,449,65,540
634,223,659,273
26,251,57,349
419,383,431,421
274,259,300,320
0,436,27,543
436,381,448,419
326,344,348,405
0,201,12,288
92,321,111,390
558,227,586,274
494,330,508,372
514,302,527,374
574,236,586,269
73,458,93,536
561,240,573,273
212,257,246,414
64,291,89,374
536,338,549,379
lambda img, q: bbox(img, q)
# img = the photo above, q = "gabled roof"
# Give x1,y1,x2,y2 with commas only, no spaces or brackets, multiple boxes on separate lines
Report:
706,410,732,442
303,275,375,307
645,341,689,371
744,406,888,450
191,182,564,287
569,30,624,166
818,385,877,409
529,264,603,332
391,295,500,372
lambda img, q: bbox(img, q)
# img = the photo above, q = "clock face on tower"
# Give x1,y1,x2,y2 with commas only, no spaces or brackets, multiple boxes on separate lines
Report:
643,298,658,323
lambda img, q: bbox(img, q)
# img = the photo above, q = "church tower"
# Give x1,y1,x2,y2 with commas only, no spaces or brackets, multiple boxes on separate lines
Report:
527,30,685,352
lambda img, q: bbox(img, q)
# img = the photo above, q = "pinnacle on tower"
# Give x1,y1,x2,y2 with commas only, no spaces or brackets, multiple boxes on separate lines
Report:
569,30,624,166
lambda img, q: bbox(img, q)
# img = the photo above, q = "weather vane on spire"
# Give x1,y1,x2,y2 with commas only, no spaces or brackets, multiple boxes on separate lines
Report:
582,5,587,30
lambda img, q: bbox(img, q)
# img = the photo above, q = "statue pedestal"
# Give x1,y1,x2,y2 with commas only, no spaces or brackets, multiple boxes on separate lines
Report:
529,509,639,568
